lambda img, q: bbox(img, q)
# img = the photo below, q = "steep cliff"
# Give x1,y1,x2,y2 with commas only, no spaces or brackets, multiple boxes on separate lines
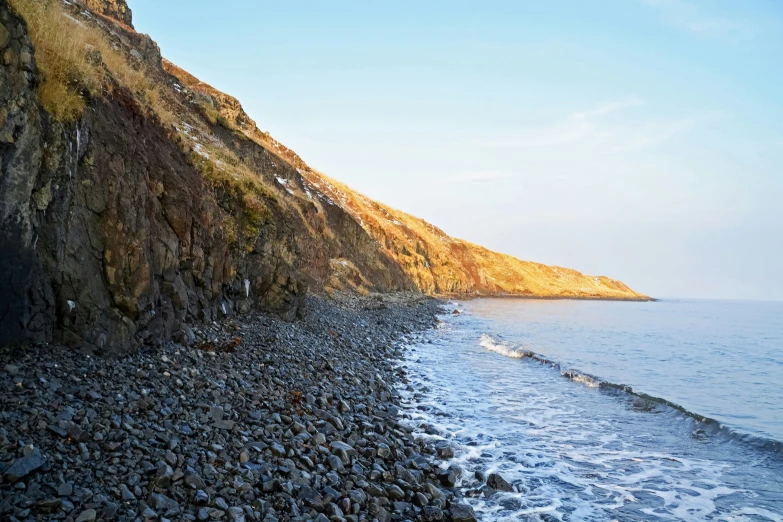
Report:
0,0,647,354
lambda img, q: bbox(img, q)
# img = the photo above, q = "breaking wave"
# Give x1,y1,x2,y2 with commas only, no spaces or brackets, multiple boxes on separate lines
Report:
479,333,783,454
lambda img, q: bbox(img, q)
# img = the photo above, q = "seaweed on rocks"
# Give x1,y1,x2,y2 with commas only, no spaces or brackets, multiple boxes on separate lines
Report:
0,293,472,522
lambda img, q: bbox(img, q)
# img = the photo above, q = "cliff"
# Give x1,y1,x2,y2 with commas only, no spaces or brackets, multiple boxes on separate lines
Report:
0,0,647,354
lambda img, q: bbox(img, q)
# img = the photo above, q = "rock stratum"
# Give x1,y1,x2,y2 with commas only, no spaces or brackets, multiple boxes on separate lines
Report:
0,0,648,354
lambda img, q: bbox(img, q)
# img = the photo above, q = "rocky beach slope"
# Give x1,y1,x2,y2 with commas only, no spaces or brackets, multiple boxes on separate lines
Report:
0,294,484,522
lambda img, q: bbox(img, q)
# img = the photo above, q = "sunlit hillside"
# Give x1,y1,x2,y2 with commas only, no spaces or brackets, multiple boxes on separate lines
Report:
11,0,648,302
299,173,648,300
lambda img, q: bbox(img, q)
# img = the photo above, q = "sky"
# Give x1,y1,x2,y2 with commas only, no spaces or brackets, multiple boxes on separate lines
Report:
131,0,783,300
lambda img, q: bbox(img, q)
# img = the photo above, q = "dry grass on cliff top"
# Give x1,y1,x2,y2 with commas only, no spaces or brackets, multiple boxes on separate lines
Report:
9,0,173,125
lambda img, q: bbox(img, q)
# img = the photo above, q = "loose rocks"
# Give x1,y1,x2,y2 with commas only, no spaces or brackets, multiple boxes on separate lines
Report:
0,294,455,521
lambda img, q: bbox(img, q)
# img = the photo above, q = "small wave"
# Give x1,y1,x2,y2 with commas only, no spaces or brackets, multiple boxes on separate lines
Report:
478,334,783,454
479,334,531,358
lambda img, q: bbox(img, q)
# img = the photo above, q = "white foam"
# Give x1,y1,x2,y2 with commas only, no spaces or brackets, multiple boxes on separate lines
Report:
479,334,529,358
397,315,760,521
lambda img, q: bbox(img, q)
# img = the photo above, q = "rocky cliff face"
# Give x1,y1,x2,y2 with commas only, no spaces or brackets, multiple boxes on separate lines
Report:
0,2,309,354
78,0,132,26
0,0,646,355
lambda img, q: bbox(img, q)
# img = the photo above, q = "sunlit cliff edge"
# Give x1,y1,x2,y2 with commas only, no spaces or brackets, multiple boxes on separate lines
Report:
0,0,648,353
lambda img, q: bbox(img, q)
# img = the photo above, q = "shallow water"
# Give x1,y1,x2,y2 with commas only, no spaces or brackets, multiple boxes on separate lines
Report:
400,299,783,521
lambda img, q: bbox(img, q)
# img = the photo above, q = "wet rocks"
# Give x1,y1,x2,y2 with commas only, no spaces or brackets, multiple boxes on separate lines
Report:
487,472,515,492
437,468,458,487
450,503,478,522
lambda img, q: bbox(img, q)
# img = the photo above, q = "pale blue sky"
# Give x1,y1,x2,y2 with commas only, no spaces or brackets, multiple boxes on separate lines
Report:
131,0,783,300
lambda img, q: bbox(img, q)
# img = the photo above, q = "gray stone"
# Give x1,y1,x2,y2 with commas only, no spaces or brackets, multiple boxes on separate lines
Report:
487,473,514,492
75,509,98,522
376,443,391,458
4,449,46,483
386,485,405,501
437,469,456,487
185,473,207,490
450,504,477,522
328,455,344,472
228,506,246,522
150,493,181,516
422,506,445,521
120,484,136,501
270,442,286,456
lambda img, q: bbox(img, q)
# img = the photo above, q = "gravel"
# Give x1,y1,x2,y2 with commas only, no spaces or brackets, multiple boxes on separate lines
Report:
0,293,479,522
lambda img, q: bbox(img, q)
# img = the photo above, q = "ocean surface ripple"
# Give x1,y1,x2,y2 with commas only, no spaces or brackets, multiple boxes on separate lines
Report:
400,298,783,521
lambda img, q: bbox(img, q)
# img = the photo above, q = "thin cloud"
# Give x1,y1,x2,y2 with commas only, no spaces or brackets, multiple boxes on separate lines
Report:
641,0,757,41
489,98,716,153
571,97,646,120
447,171,516,183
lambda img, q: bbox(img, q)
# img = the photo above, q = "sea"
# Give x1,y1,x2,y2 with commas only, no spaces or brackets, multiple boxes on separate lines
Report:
400,298,783,521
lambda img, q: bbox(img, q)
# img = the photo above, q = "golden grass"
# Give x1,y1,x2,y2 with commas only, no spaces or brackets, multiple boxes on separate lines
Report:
9,0,175,125
304,171,649,299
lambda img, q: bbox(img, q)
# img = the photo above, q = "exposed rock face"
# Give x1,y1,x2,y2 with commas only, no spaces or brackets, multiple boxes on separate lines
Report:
0,4,46,348
0,1,412,354
78,0,132,26
0,4,308,354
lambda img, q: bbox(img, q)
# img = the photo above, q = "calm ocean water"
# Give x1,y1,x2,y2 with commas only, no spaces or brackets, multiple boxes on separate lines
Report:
400,298,783,521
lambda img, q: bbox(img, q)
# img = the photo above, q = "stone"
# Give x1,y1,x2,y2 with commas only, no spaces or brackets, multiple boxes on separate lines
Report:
437,469,457,487
450,503,477,522
102,502,119,519
150,493,181,516
386,485,405,501
376,443,391,458
422,506,445,521
270,442,286,456
155,462,175,488
75,509,98,522
486,473,514,492
0,23,9,49
228,506,246,522
60,499,75,513
120,484,136,501
328,455,344,472
4,449,46,483
185,473,207,490
57,483,73,497
19,50,33,71
435,443,454,459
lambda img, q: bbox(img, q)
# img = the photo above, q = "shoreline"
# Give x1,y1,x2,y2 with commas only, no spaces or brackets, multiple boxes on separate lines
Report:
0,293,480,522
439,293,655,302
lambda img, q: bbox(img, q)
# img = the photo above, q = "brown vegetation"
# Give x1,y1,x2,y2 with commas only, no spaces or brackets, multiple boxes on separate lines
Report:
8,0,173,124
12,0,647,302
